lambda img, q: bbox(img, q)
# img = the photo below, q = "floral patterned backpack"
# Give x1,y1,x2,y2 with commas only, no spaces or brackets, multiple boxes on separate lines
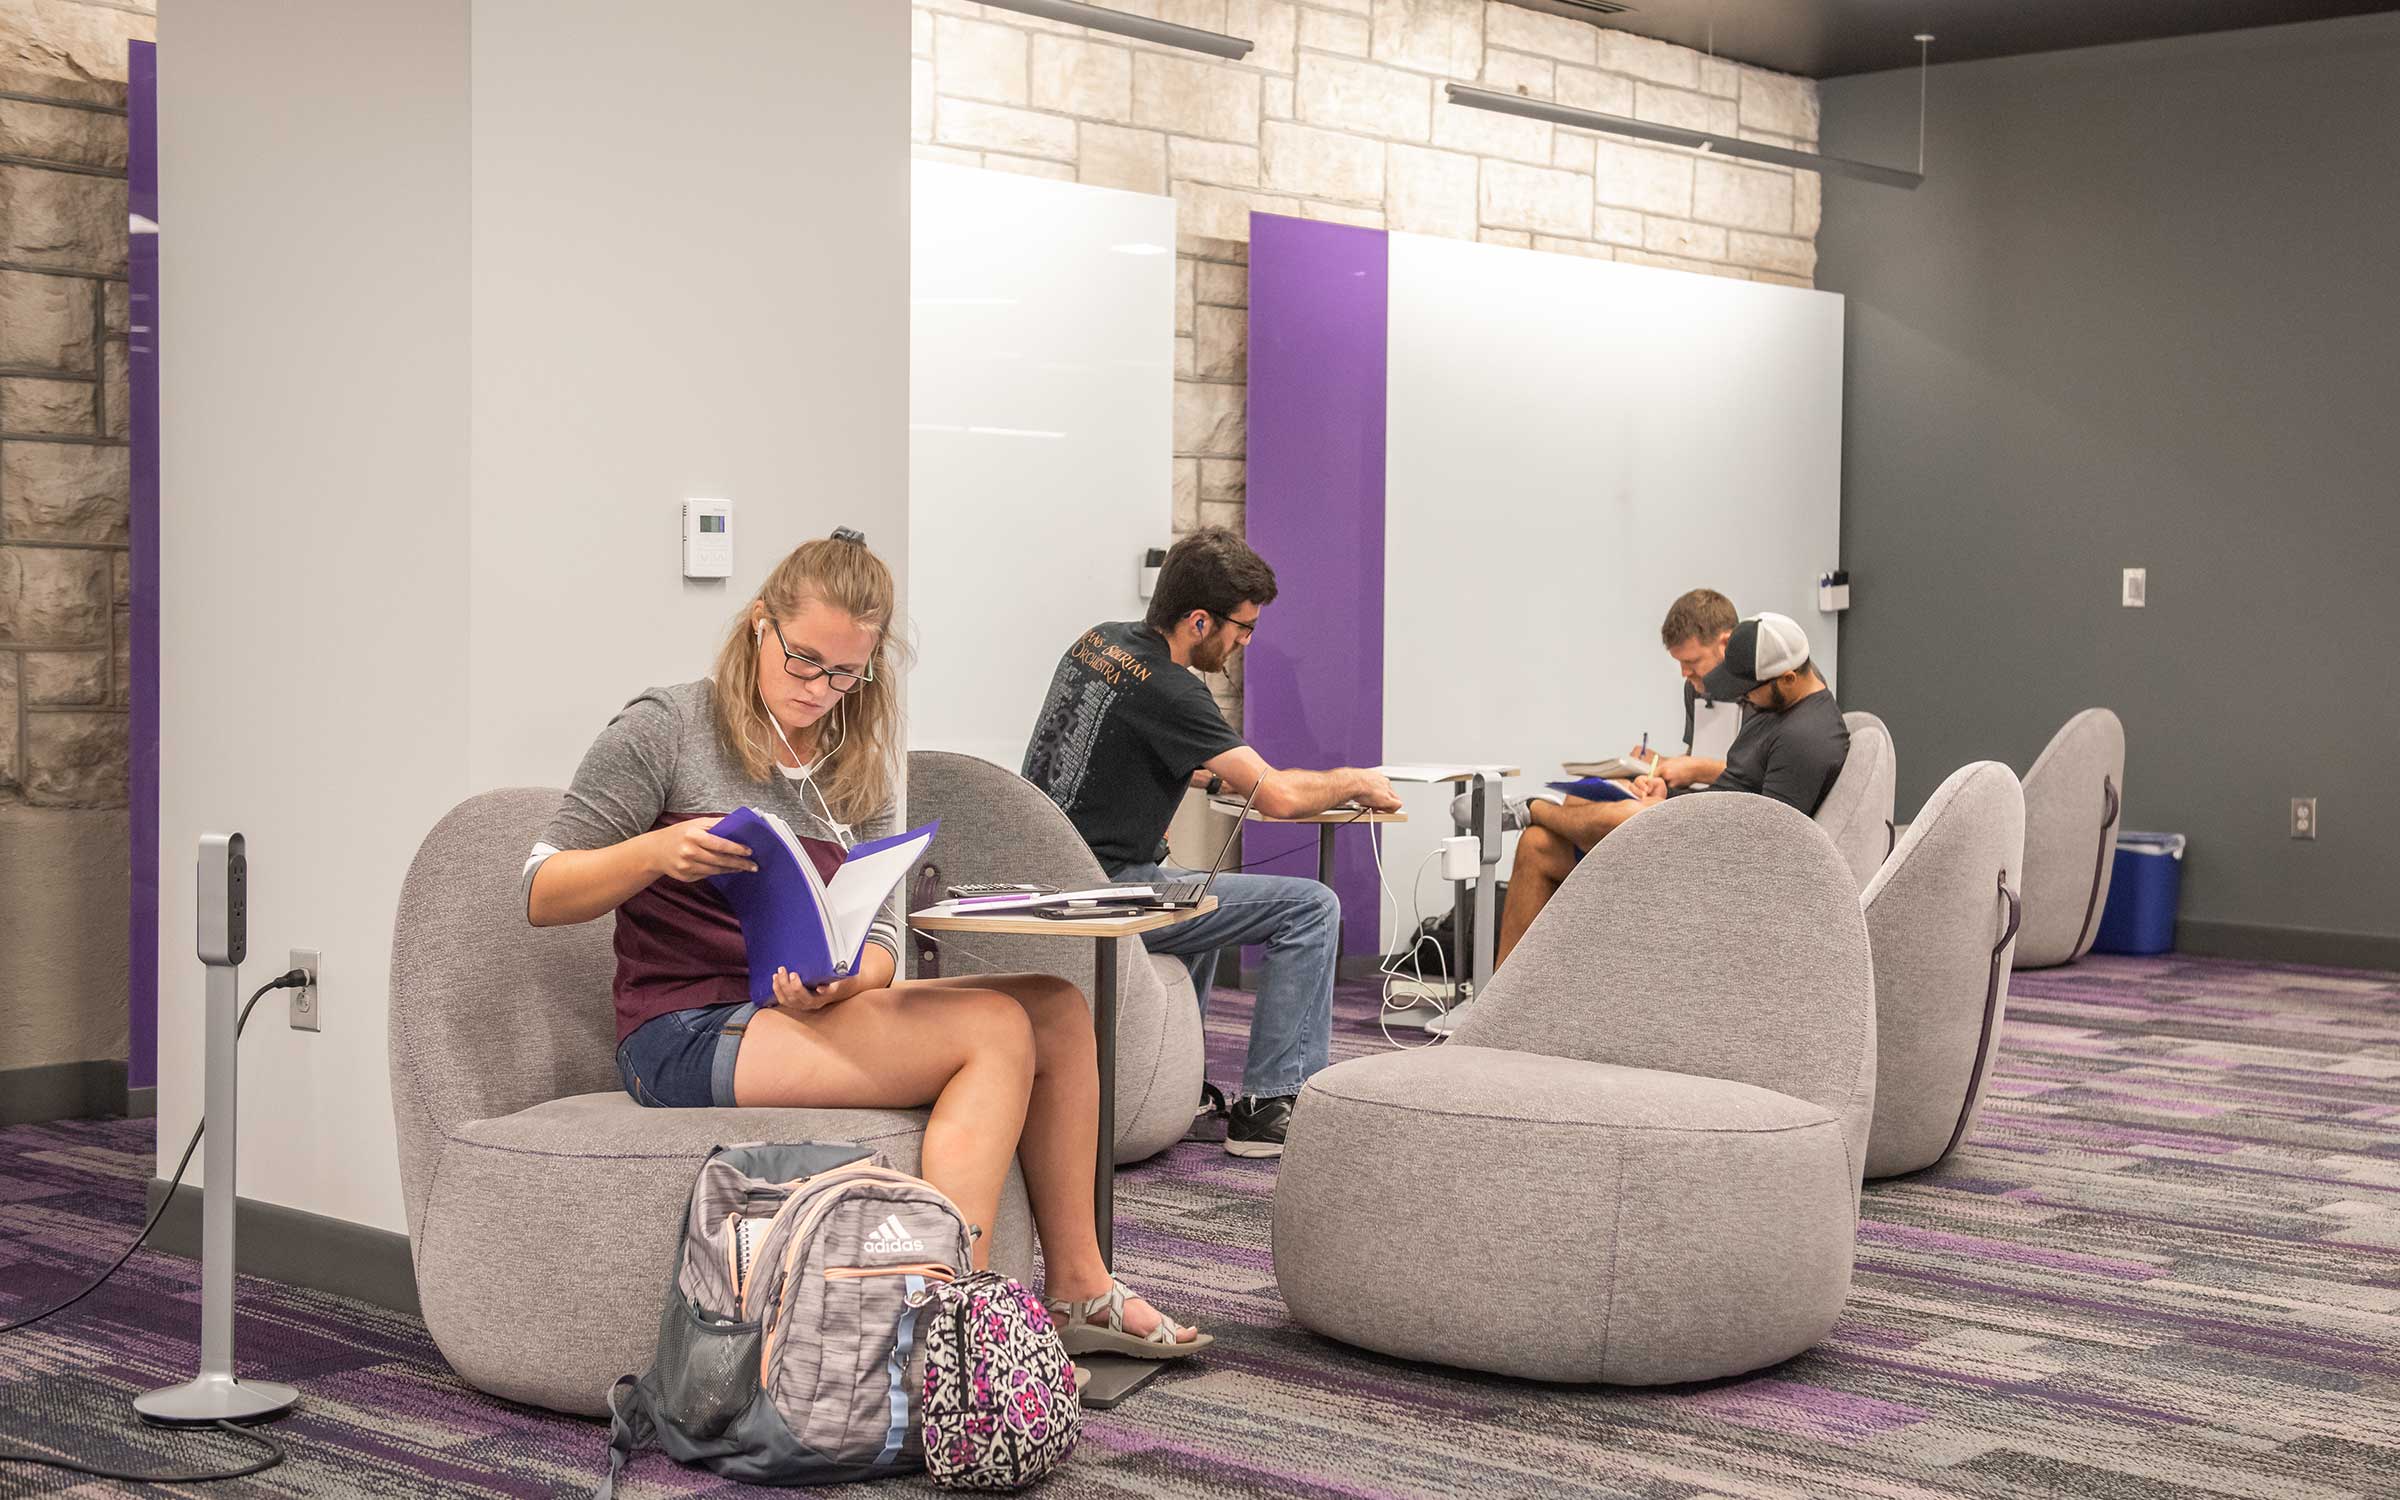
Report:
915,1269,1083,1489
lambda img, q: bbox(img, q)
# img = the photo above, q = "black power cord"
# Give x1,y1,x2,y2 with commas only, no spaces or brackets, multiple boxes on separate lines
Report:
0,968,309,1485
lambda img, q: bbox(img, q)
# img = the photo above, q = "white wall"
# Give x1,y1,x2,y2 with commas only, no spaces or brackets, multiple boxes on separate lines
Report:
1379,232,1844,938
907,163,1174,770
469,1,912,784
157,0,909,1234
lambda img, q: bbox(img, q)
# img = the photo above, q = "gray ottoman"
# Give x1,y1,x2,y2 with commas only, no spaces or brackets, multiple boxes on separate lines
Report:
1271,794,1876,1385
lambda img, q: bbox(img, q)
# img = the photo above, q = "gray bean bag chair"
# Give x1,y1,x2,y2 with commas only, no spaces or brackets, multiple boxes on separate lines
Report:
1862,761,2026,1179
904,750,1206,1166
390,788,1035,1417
1816,710,1898,891
2014,709,2125,968
1272,794,1874,1385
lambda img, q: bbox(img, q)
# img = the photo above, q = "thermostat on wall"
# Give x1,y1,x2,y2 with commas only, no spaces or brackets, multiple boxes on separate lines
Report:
682,499,733,579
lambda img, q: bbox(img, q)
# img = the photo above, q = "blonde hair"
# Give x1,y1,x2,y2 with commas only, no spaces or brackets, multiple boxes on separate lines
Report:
710,537,908,827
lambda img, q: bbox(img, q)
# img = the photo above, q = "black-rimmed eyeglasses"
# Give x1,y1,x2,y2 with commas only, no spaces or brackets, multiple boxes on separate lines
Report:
1207,609,1258,642
768,619,874,694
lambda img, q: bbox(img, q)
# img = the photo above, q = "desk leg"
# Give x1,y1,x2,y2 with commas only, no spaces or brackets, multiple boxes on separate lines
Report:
1079,933,1162,1410
1317,823,1337,887
1470,772,1500,999
1093,935,1117,1266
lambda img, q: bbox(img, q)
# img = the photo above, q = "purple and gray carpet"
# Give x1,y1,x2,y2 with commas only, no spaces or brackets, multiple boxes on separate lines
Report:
3,955,2397,1498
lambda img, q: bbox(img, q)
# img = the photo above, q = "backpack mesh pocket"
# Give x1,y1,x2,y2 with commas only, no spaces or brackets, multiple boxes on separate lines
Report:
650,1303,762,1444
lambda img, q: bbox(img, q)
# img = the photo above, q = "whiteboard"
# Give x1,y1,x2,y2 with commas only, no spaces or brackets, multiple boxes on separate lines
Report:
907,163,1175,769
1378,233,1845,942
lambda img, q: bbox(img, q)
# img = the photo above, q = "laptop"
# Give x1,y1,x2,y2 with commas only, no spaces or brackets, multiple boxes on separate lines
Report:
1065,779,1256,911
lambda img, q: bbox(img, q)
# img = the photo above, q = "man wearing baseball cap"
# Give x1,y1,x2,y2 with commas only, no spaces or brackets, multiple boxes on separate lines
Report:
1492,612,1850,969
1686,611,1849,810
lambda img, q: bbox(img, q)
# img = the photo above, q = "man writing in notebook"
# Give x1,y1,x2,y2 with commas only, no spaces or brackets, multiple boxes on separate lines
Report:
1458,587,1742,833
1493,613,1849,968
1024,527,1401,1158
1645,587,1746,787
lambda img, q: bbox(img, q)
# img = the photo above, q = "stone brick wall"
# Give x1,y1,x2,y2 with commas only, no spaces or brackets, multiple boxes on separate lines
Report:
1,0,152,1081
911,0,1820,721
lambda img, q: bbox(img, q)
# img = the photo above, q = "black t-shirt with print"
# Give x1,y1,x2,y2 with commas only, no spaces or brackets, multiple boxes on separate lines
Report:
1710,687,1849,816
1023,621,1245,870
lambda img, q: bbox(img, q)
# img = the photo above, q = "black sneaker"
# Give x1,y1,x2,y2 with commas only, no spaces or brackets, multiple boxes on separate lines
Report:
1225,1094,1296,1159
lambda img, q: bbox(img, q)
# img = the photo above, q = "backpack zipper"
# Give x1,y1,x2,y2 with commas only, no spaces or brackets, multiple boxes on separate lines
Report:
756,1167,959,1383
740,1162,903,1321
824,1262,957,1282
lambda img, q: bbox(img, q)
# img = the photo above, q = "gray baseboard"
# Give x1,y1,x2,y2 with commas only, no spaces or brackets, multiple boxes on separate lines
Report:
145,1178,422,1317
2175,920,2400,973
125,1085,157,1119
0,1059,129,1125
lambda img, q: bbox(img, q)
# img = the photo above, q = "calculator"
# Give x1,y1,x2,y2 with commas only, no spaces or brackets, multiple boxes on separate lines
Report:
946,882,1058,899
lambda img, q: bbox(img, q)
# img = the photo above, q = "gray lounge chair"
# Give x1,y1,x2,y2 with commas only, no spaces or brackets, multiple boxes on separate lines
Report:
1815,710,1898,891
2014,708,2125,968
903,750,1206,1165
1862,761,2026,1179
389,787,1036,1417
1271,793,1874,1384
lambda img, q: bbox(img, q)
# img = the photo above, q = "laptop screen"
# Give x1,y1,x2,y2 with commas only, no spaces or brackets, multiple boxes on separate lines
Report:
1197,781,1259,895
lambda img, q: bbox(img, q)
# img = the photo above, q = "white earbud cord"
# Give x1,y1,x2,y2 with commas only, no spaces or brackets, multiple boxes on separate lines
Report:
758,626,856,849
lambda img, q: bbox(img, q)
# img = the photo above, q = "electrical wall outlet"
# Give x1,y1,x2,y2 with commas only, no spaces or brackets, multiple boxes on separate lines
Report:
2122,568,2147,607
2291,798,2317,841
290,948,321,1032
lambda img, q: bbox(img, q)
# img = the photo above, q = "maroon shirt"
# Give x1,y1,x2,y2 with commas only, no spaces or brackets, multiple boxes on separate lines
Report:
608,814,849,1043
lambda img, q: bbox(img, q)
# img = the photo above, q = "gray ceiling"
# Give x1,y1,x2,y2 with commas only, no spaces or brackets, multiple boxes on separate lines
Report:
1501,0,2400,78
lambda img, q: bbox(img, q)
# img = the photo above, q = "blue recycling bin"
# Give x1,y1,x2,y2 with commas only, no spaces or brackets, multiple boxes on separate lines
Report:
2090,832,2185,955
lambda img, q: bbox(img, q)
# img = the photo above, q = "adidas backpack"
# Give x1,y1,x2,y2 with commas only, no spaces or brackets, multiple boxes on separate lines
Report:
594,1141,1074,1496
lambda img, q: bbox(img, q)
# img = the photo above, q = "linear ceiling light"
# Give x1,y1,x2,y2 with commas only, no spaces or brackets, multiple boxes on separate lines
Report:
979,0,1254,61
1445,83,1923,190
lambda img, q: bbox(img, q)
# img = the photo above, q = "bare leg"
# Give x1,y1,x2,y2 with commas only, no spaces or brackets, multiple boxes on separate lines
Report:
1540,795,1648,852
732,984,1034,1271
1494,799,1658,970
1496,824,1578,970
910,973,1197,1344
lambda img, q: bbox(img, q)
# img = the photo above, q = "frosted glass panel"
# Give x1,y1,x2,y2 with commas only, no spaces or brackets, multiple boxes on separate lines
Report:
908,163,1175,769
1378,234,1845,938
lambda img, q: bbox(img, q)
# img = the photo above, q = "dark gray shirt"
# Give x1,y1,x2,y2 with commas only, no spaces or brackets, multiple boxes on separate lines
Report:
1023,622,1243,870
1709,687,1849,817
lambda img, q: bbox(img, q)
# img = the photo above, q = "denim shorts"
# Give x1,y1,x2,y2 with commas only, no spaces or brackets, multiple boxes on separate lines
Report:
616,1001,752,1108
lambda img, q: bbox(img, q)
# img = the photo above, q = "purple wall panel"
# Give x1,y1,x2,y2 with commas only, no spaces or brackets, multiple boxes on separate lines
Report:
128,40,158,1092
1241,214,1387,955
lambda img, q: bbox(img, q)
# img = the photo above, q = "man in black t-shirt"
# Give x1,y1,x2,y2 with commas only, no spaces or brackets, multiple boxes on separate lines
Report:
1696,614,1849,813
1024,528,1399,1158
1493,613,1850,969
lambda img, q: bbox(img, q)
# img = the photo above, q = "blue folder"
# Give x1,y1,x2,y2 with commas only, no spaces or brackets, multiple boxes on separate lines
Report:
706,807,938,995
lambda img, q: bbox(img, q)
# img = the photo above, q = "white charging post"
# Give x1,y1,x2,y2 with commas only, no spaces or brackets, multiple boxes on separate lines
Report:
1452,772,1503,1001
135,833,297,1426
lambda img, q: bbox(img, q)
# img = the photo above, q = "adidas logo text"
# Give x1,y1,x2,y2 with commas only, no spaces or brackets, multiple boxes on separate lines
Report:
864,1213,926,1255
